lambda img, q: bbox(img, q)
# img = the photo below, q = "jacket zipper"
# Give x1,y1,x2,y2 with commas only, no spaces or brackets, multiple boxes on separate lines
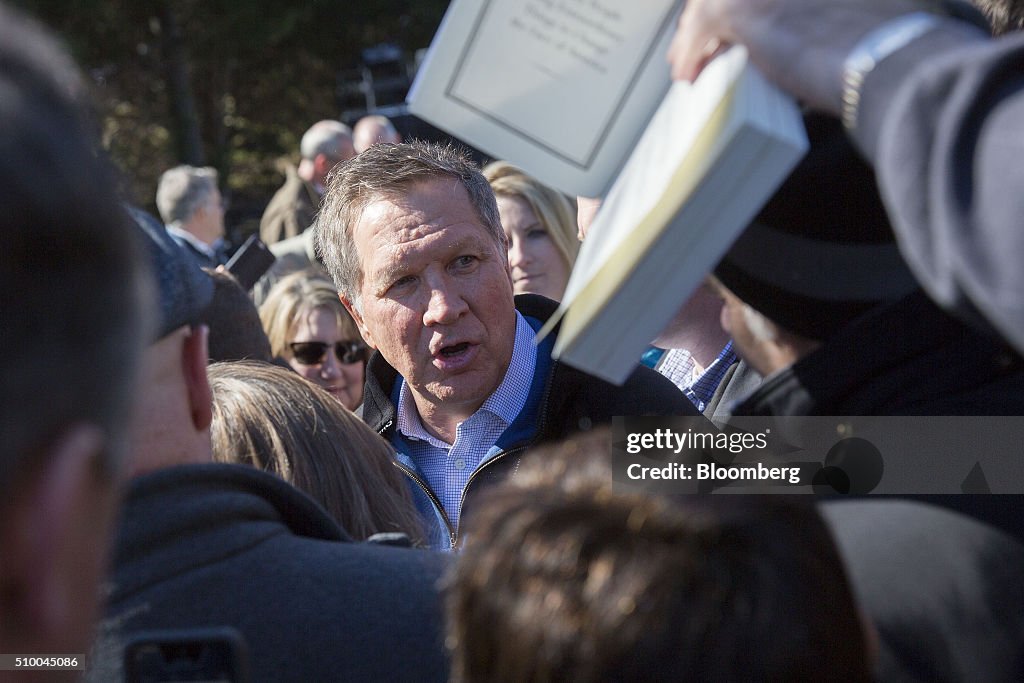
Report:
378,347,562,550
393,460,457,549
451,445,527,549
448,365,560,548
380,419,458,549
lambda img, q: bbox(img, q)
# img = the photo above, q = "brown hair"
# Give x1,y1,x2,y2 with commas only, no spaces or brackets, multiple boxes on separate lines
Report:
314,140,503,309
449,429,870,682
208,360,424,544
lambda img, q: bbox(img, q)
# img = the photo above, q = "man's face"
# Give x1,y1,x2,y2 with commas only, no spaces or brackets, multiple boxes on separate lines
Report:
346,178,516,416
208,188,225,239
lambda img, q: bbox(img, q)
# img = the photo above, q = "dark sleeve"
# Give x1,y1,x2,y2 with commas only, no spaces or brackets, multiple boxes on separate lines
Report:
852,24,1024,354
821,499,1024,683
604,363,699,418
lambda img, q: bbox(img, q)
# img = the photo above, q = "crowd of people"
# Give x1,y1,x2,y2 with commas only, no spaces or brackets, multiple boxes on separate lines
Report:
5,0,1024,681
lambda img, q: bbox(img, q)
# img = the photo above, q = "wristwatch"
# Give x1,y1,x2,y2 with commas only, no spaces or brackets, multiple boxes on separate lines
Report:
841,12,942,131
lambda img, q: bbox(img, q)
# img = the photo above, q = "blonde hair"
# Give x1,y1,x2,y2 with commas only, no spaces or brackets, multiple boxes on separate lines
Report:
209,361,424,544
259,269,361,359
483,161,579,270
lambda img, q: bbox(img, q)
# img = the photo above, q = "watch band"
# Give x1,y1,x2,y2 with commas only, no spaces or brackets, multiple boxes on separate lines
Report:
841,12,942,131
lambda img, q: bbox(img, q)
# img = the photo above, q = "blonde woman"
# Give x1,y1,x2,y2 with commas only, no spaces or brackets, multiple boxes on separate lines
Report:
483,161,579,301
260,269,367,409
209,361,424,545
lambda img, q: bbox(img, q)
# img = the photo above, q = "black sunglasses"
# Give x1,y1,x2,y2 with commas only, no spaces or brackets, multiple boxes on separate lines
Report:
288,340,367,366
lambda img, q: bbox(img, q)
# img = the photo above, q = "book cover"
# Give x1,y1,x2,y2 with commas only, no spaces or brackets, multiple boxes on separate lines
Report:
408,0,681,197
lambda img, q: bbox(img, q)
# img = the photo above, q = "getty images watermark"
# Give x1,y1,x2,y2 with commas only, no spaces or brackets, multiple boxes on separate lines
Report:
612,416,1024,495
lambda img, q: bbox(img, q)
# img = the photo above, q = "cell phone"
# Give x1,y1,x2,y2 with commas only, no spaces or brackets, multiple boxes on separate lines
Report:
225,234,276,291
124,627,250,683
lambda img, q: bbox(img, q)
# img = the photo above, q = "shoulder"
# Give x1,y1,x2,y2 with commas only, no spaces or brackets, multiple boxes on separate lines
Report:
821,499,1024,682
512,293,696,420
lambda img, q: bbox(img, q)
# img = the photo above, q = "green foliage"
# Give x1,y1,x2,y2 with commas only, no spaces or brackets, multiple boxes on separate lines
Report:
9,0,449,224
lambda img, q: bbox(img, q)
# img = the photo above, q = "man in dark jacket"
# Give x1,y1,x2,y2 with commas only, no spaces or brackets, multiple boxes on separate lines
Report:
709,114,1024,418
710,114,1024,544
88,210,449,681
315,141,694,550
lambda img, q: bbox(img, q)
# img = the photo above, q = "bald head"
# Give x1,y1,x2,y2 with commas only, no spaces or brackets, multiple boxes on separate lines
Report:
353,115,401,154
301,120,354,161
298,121,355,186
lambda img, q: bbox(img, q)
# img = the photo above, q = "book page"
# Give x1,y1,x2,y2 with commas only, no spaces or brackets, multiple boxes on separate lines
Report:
560,47,751,308
408,0,681,196
543,47,808,384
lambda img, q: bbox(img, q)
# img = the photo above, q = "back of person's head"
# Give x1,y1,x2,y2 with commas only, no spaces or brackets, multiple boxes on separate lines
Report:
483,160,580,270
300,120,354,162
201,268,273,363
972,0,1024,34
155,165,219,225
0,0,152,657
450,430,871,683
713,113,919,343
316,140,503,307
208,360,424,544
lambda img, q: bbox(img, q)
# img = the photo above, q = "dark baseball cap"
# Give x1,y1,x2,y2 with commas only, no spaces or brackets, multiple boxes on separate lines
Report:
126,205,214,339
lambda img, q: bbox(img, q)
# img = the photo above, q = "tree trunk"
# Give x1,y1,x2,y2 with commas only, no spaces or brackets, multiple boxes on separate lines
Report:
157,1,204,165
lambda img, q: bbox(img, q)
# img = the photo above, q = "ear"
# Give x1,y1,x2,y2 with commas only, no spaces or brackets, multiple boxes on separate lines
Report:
340,293,375,349
0,423,115,653
182,325,213,431
313,153,335,182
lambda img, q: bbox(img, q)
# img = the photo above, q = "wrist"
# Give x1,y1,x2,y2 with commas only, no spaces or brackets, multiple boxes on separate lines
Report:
840,12,943,131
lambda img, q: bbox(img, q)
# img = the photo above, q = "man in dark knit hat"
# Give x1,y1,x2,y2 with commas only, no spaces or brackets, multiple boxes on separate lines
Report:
708,114,1024,682
712,114,1024,418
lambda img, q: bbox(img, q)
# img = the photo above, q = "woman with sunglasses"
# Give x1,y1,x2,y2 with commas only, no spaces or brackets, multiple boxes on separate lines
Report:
260,269,368,410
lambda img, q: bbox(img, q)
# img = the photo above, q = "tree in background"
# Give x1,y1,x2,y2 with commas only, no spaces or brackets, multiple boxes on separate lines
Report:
12,0,448,237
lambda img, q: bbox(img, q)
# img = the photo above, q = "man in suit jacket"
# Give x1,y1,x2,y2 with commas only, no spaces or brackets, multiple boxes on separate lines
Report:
157,165,227,269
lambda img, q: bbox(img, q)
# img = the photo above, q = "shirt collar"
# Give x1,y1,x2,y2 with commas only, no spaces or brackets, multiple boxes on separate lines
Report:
396,310,536,446
166,223,218,258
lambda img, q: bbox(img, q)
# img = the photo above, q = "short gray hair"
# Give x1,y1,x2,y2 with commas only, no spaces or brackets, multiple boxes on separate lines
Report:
155,165,218,225
314,141,503,308
300,120,354,161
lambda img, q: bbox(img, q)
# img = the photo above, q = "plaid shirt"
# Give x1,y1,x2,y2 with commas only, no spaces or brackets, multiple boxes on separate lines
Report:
395,311,536,529
657,341,737,412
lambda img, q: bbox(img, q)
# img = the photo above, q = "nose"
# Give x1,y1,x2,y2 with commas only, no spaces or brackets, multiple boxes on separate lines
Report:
319,349,342,381
507,236,528,269
423,281,468,326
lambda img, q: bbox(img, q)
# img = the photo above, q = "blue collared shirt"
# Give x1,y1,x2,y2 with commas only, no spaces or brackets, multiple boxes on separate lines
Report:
395,311,536,530
657,341,737,412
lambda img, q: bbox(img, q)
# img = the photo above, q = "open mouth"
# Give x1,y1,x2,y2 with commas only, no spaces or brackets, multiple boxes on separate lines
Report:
440,342,470,358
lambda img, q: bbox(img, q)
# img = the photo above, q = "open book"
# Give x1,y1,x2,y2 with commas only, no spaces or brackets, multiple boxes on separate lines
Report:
544,46,807,383
408,0,682,197
409,0,807,385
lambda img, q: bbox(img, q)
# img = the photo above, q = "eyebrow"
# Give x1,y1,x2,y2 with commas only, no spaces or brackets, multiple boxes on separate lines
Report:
368,235,496,295
370,263,413,296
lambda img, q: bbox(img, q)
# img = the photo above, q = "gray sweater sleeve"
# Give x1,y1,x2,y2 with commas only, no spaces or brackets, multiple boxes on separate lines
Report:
851,22,1024,353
